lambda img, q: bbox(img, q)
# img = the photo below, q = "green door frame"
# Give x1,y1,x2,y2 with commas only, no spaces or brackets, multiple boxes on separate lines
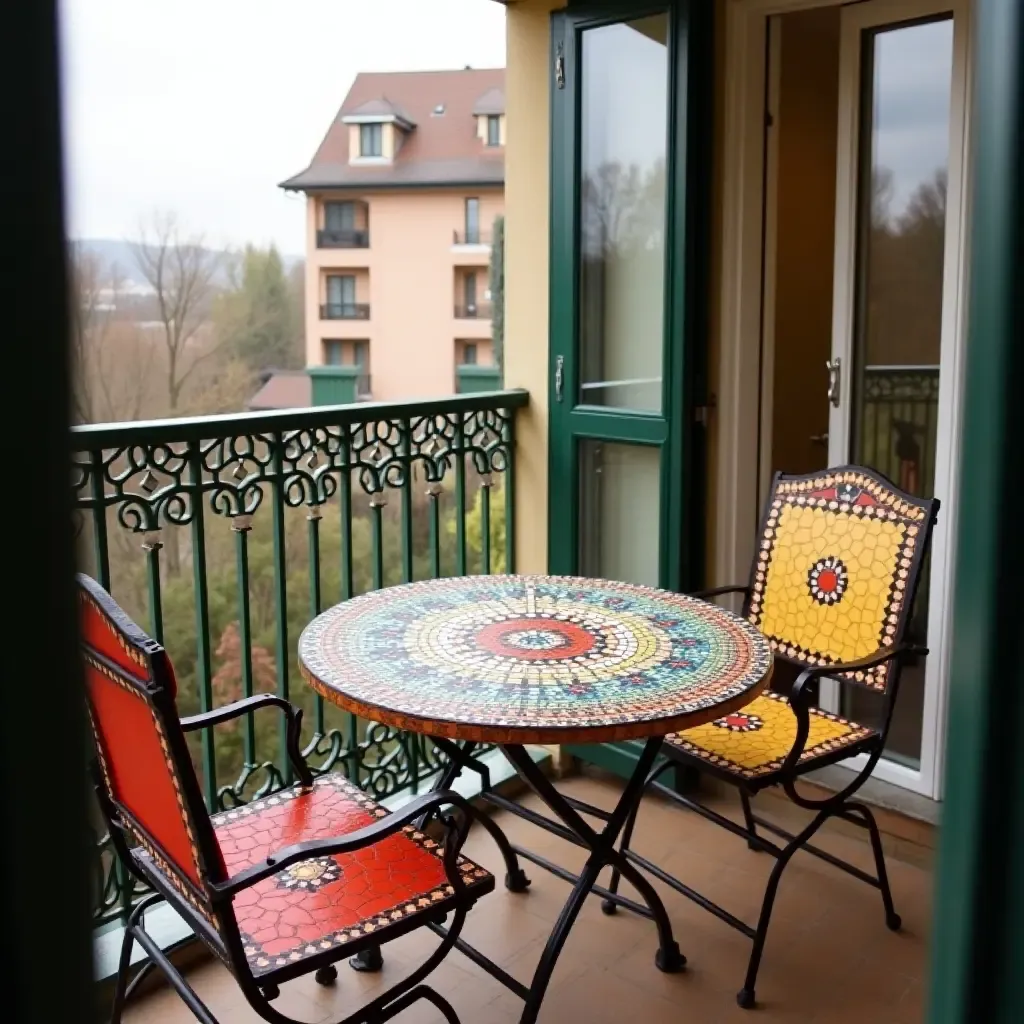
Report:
547,0,713,781
927,2,1024,1021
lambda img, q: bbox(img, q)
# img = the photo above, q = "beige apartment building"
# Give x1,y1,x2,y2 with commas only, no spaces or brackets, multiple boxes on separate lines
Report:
278,68,505,405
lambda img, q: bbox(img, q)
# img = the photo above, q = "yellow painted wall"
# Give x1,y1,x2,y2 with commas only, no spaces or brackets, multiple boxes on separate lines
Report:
505,0,564,574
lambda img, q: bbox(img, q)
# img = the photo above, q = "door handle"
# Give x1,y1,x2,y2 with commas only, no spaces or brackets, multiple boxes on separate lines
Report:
826,357,842,407
810,433,829,447
554,355,565,403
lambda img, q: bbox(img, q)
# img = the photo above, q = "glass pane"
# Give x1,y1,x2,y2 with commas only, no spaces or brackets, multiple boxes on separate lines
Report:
846,17,953,767
466,198,480,243
578,15,669,413
578,441,660,586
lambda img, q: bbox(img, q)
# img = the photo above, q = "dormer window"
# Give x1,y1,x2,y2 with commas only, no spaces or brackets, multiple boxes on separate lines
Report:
342,99,416,165
360,124,382,158
486,115,501,147
472,88,505,148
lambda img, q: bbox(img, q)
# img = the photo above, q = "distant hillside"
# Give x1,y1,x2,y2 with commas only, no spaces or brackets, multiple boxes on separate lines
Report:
72,238,302,293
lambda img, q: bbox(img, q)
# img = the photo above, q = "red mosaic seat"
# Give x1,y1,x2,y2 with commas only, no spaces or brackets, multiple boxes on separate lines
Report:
210,776,492,977
78,573,494,1024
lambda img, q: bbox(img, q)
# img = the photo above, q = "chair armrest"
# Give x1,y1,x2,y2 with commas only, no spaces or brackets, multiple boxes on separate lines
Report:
181,694,313,789
690,584,750,602
212,789,475,899
180,694,295,731
780,643,926,776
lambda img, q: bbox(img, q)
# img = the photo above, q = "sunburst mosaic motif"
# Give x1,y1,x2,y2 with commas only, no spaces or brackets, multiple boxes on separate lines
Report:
298,575,772,741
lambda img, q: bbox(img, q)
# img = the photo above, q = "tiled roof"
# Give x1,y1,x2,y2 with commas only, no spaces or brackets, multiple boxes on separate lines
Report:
281,68,505,192
247,370,312,411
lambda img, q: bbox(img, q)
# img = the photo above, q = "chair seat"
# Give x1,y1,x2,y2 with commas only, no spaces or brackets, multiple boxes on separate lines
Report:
664,691,877,784
207,775,493,977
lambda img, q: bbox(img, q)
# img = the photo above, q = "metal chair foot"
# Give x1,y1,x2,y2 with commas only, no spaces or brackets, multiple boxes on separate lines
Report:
505,868,532,893
737,987,756,1009
349,946,384,973
261,984,280,1001
600,899,618,916
886,911,903,932
315,965,338,986
654,941,686,973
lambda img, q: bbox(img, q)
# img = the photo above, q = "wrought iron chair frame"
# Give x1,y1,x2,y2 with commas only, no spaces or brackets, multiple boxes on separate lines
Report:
81,575,496,1024
603,467,940,1009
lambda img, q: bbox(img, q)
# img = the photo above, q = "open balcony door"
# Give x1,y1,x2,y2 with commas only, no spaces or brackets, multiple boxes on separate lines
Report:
547,0,713,780
820,0,970,797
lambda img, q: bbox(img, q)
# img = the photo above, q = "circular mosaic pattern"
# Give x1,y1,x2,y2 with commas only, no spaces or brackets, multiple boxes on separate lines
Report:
275,857,341,892
713,711,764,733
299,576,773,744
808,556,849,606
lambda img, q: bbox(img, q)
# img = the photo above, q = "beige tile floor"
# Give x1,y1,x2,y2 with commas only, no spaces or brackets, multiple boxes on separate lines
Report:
125,774,932,1024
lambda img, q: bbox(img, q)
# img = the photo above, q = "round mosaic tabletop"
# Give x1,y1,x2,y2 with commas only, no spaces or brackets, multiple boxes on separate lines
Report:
298,575,774,745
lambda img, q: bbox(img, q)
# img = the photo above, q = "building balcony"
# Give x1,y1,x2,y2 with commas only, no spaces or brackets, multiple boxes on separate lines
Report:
452,229,491,246
317,228,370,248
456,363,502,394
454,301,492,320
308,364,372,405
320,302,371,320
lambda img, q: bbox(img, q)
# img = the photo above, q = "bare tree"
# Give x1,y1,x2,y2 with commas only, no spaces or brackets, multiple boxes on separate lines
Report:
131,211,223,412
69,243,155,424
68,242,108,424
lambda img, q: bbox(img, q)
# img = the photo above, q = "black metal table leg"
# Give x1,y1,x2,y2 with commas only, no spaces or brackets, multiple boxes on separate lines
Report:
500,739,685,1024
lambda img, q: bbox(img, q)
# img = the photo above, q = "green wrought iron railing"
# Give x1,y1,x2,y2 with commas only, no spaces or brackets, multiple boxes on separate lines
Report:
72,389,527,929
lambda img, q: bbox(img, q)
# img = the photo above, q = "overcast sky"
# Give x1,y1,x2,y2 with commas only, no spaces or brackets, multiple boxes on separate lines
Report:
59,0,506,255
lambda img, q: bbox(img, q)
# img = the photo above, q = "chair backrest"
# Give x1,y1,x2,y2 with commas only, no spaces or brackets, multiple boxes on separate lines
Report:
745,467,939,692
78,574,226,924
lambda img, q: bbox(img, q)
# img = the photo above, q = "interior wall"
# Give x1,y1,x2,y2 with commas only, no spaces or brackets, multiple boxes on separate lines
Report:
768,6,840,479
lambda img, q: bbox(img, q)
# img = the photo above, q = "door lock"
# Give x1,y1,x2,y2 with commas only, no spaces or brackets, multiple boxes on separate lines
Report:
826,357,842,407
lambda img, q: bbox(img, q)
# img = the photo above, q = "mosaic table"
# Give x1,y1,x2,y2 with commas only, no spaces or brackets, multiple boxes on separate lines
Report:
299,574,773,1024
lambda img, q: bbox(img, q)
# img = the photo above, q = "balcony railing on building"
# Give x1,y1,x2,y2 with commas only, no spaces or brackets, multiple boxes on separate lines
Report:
317,228,370,249
859,365,940,498
454,302,493,319
321,302,371,320
73,389,527,935
452,229,491,246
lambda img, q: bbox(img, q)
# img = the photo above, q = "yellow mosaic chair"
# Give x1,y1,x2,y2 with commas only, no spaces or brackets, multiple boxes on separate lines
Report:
603,466,939,1009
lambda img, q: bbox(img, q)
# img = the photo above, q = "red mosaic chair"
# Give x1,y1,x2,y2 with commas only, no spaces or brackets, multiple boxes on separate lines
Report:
604,467,939,1009
79,573,496,1024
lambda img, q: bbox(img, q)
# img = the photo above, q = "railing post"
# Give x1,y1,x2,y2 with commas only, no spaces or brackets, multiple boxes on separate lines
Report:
187,440,216,808
269,429,292,786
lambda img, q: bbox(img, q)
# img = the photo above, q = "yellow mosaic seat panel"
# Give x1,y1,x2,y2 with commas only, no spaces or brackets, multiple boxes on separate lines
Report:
748,469,932,691
666,692,875,780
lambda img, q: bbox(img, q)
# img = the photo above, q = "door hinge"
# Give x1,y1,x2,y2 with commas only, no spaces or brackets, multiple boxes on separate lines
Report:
555,44,565,89
554,354,565,402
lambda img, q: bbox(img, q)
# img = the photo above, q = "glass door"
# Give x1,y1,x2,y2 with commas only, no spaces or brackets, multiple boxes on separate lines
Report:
550,1,710,778
825,0,969,794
